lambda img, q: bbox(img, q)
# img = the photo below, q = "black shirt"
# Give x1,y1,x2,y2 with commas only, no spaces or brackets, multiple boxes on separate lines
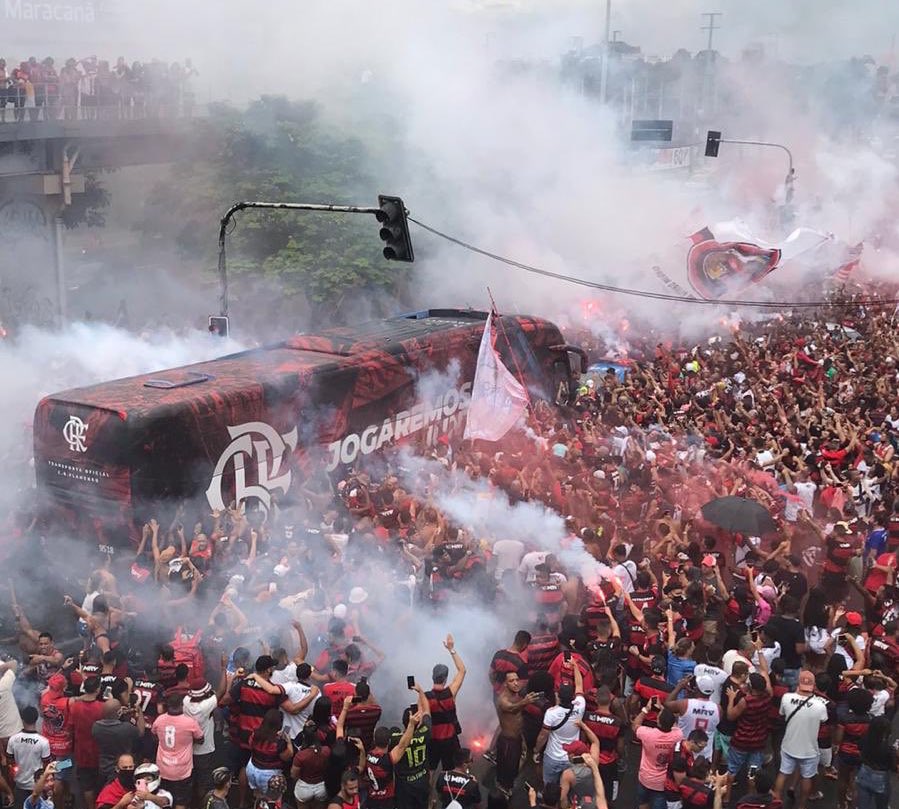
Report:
436,770,480,809
764,615,805,668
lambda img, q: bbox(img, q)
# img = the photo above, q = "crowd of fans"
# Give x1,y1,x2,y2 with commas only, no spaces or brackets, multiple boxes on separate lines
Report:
0,56,198,123
1,288,899,809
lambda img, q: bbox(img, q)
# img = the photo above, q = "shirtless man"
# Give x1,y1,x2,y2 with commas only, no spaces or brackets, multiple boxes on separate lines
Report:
495,672,541,797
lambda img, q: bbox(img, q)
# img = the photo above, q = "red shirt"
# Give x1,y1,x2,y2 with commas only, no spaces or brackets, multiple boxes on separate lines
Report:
40,691,73,758
70,698,105,767
323,681,356,717
96,778,128,809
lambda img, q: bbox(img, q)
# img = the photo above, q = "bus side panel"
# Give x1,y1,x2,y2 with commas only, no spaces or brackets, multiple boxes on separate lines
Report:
129,376,305,525
33,398,133,548
316,327,481,472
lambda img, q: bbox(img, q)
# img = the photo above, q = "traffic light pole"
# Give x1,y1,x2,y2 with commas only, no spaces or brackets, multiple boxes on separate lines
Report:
217,200,382,318
718,138,793,181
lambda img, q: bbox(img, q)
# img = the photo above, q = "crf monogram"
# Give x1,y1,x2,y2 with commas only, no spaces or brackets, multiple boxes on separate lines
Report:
63,415,88,452
205,421,298,514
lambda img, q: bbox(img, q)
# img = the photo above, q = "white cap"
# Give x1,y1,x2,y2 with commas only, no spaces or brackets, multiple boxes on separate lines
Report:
695,674,716,695
349,586,368,604
333,603,347,619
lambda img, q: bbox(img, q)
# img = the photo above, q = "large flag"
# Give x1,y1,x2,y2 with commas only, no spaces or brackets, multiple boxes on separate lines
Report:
686,221,831,300
832,242,863,285
463,313,529,442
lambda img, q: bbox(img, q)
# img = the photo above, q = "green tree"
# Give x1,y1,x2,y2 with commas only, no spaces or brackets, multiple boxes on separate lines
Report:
137,96,412,323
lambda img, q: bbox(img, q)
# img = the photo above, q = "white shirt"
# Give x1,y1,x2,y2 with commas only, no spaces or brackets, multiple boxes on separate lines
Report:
7,731,50,788
832,632,865,668
492,540,525,580
0,668,23,738
795,481,817,513
752,643,781,669
780,692,828,759
871,689,890,717
676,699,719,760
543,695,586,761
182,694,217,756
272,666,298,686
692,664,728,705
611,561,638,594
519,551,548,584
281,681,318,739
755,450,775,468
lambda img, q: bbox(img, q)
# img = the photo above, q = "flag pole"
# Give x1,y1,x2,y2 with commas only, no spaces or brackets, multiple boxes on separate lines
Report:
486,287,532,407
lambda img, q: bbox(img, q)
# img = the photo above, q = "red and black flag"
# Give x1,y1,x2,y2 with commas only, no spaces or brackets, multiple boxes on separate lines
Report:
686,227,782,300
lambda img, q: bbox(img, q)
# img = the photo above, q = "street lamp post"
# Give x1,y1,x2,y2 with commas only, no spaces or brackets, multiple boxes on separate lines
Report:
599,0,611,104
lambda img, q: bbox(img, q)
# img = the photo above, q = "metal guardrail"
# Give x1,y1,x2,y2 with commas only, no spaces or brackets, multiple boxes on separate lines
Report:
0,101,209,125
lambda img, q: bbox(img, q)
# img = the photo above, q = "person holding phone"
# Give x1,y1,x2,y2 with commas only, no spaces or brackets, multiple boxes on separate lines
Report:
536,660,586,785
392,681,431,809
24,762,57,809
632,704,683,809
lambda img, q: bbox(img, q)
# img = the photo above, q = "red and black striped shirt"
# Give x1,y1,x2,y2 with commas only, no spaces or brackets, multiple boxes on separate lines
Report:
345,702,383,749
527,633,561,677
732,692,772,751
489,649,528,692
633,676,672,727
250,731,287,770
426,687,461,742
837,710,871,763
228,677,286,749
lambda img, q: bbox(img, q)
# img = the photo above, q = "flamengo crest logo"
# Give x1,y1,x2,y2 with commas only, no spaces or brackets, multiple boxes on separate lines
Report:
205,421,298,513
63,415,88,452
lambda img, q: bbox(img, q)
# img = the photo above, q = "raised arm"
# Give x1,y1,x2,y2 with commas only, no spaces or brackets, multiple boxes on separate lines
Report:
444,634,467,697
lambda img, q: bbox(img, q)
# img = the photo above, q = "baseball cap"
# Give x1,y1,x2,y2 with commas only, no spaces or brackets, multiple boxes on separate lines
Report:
695,674,716,695
562,740,589,756
797,670,816,693
701,555,716,567
845,611,863,627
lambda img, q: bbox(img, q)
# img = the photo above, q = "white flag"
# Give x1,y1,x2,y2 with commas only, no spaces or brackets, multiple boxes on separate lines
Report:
463,314,529,442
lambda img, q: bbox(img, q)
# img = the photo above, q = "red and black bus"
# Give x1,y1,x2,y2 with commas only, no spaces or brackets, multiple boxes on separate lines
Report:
34,309,583,550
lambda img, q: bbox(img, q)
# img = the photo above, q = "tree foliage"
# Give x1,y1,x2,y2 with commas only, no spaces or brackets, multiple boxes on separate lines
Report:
137,96,411,317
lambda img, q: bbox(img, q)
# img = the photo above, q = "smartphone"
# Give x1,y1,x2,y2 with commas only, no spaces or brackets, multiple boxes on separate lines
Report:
351,696,362,704
564,651,572,663
571,756,584,764
748,765,759,780
406,675,415,690
55,758,73,771
352,636,362,642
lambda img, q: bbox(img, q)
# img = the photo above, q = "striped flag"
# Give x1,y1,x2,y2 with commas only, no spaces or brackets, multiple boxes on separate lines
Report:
833,242,863,285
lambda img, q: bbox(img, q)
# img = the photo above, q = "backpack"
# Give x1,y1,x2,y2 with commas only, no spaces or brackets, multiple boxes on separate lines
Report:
170,626,205,679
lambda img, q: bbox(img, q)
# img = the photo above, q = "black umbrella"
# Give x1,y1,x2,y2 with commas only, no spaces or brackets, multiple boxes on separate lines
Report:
700,495,777,535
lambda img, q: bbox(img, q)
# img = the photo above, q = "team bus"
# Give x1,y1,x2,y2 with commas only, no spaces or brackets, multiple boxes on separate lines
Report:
34,309,585,550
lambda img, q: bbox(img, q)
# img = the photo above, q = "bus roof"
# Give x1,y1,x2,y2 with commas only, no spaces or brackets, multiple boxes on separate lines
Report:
38,311,494,419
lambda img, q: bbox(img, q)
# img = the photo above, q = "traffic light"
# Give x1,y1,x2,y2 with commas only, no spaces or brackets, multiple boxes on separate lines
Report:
208,316,229,337
376,195,414,262
705,130,722,158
